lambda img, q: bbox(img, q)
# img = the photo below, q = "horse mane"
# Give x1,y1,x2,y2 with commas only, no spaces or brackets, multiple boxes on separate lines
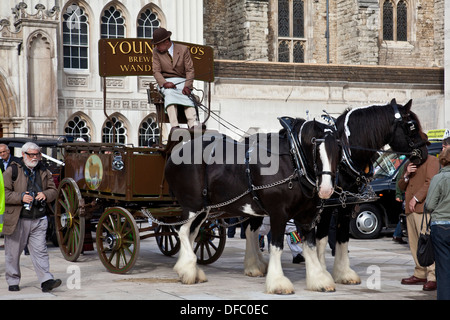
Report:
336,103,393,152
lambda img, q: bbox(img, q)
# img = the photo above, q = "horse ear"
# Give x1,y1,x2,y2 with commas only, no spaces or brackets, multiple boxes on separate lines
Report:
403,99,413,112
390,98,397,105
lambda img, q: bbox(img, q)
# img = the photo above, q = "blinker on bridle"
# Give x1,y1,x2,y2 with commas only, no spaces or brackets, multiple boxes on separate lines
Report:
391,102,423,160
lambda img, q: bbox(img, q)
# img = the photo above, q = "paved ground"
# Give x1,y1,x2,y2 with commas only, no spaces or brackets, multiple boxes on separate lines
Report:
0,229,437,302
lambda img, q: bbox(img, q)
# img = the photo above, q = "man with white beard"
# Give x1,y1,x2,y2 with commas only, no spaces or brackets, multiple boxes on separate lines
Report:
3,142,61,293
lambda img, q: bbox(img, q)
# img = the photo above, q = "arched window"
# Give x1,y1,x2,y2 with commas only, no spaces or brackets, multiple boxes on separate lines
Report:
397,1,407,41
102,116,127,144
277,0,305,63
64,115,91,141
382,0,408,42
382,1,393,41
62,3,89,69
137,8,161,38
138,116,160,146
100,6,125,39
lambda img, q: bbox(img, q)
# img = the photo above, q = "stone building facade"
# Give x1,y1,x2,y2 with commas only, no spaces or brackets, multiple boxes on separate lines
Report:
0,0,204,145
0,0,447,146
203,0,447,139
204,0,444,67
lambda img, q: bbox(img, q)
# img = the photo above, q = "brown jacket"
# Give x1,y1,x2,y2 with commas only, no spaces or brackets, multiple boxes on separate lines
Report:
2,160,57,235
398,155,440,214
152,42,194,88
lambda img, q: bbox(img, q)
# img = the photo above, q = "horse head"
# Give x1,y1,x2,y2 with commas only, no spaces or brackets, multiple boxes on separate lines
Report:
299,120,340,199
388,99,429,165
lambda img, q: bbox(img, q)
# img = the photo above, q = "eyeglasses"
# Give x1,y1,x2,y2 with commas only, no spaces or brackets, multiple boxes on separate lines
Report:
25,152,41,158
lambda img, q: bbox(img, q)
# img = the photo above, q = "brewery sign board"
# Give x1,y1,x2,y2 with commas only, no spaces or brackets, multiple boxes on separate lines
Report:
98,38,214,82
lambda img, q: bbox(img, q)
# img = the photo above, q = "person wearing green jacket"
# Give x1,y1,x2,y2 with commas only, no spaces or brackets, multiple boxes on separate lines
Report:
425,143,450,300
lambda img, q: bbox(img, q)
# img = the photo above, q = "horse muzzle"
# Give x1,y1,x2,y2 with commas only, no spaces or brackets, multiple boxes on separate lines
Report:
409,148,428,165
317,171,334,199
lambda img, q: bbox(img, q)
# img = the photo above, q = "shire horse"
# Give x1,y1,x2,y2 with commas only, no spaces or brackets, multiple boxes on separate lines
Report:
302,98,429,292
164,119,341,294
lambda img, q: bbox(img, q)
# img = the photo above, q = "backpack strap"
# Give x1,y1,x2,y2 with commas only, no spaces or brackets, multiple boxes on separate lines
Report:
11,163,18,182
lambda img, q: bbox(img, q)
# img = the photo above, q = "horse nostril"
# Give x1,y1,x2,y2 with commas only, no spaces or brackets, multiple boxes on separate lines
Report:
318,186,334,199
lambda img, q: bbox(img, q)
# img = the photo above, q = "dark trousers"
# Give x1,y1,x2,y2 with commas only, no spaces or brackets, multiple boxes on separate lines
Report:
431,224,450,300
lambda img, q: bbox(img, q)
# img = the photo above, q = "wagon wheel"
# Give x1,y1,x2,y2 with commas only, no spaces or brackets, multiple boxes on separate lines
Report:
55,178,85,262
155,224,180,256
195,218,226,265
96,207,140,274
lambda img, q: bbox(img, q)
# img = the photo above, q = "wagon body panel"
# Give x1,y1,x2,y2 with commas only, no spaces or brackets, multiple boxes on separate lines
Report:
62,143,171,201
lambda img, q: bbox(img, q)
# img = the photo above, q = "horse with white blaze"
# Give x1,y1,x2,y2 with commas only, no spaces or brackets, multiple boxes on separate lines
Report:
164,118,341,294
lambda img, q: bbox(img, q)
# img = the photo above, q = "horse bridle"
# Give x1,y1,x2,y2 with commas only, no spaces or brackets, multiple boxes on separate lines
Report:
391,103,426,163
298,122,336,188
278,117,336,197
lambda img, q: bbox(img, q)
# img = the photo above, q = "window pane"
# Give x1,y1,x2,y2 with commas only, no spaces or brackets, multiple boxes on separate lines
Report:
65,115,91,141
293,41,304,63
293,0,304,38
80,34,88,45
383,1,393,40
101,6,126,39
102,117,127,144
62,4,89,69
137,8,161,39
397,1,407,41
64,56,70,68
72,57,79,69
278,0,289,37
139,117,160,146
278,40,289,62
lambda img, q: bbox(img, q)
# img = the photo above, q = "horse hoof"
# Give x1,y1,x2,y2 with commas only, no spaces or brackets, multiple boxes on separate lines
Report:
267,288,295,295
341,279,361,285
276,290,295,295
320,286,336,292
245,270,265,277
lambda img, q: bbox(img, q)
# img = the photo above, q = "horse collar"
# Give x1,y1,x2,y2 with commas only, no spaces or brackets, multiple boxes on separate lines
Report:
278,117,319,189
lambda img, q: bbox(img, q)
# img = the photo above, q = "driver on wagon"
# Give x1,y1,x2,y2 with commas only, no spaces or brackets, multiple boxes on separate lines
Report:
152,27,200,131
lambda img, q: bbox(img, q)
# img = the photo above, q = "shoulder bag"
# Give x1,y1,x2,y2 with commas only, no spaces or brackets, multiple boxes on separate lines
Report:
417,212,434,267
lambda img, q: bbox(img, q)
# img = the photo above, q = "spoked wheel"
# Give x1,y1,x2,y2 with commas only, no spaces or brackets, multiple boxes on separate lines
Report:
96,207,140,274
155,224,180,256
55,178,85,262
195,219,226,265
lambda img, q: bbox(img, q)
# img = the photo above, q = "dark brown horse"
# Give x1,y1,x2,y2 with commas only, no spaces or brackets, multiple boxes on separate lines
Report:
165,119,340,294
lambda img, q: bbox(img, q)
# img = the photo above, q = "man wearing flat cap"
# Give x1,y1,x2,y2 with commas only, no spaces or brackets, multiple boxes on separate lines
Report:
152,28,198,130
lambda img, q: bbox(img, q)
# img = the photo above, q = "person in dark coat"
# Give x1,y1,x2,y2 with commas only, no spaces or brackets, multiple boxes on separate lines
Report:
0,144,21,173
3,142,61,292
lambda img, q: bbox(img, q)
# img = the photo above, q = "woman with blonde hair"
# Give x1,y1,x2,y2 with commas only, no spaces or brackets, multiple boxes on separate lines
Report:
426,146,450,299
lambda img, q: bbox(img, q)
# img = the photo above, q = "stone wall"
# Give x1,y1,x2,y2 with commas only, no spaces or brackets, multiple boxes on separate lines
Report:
204,0,444,68
379,0,442,67
210,60,444,140
204,0,269,61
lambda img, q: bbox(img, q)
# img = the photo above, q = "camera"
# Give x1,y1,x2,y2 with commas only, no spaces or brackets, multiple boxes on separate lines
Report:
23,192,46,212
35,198,47,212
23,191,35,211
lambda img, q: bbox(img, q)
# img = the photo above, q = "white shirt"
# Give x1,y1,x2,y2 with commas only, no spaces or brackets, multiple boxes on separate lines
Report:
168,42,174,58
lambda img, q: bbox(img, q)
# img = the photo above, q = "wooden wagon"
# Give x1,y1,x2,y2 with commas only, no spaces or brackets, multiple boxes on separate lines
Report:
53,39,228,274
55,142,228,274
